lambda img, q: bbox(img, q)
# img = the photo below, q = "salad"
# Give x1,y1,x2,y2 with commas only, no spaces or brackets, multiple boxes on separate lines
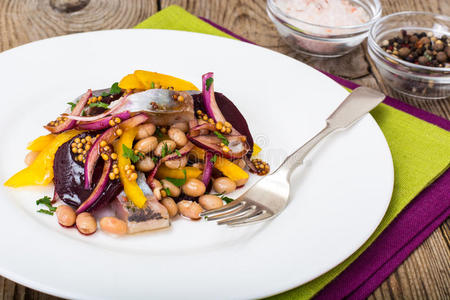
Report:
4,70,270,236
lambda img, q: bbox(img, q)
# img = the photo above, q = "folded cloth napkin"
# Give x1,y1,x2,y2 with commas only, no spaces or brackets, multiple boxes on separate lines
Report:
135,5,450,299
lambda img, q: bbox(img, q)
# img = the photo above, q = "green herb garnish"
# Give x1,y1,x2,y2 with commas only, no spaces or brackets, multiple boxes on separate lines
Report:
214,131,229,146
163,187,172,196
221,196,234,204
210,154,217,163
101,82,122,97
213,193,234,204
152,157,158,163
155,127,163,138
67,102,77,111
37,209,54,215
110,82,121,95
151,82,155,89
36,196,57,215
89,102,109,109
206,77,214,91
175,149,181,157
161,143,173,158
122,144,144,163
165,169,187,187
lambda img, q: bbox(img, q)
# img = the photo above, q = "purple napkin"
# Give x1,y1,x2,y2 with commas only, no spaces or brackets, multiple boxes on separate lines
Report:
200,16,450,299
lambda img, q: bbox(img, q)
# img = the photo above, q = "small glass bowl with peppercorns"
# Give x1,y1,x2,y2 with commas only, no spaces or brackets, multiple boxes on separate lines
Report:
368,11,450,100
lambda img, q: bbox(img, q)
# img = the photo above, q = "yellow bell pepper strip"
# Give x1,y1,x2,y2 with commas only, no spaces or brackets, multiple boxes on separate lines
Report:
27,134,56,151
252,144,261,157
118,74,146,91
190,146,249,184
115,127,147,208
4,130,82,187
119,70,199,91
156,165,202,180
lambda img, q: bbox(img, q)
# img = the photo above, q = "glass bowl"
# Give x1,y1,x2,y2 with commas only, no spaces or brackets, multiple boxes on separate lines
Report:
266,0,382,57
368,11,450,100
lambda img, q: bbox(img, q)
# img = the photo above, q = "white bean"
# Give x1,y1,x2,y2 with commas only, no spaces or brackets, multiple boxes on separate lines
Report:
100,217,127,235
154,140,176,157
76,212,97,235
213,177,236,194
168,127,188,147
161,197,178,217
134,136,158,154
165,156,188,169
161,179,181,197
199,195,223,210
182,178,206,197
136,156,155,172
177,200,203,220
56,205,76,227
136,123,156,140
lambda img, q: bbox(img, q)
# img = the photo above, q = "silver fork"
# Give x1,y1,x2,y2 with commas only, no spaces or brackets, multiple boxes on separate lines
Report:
201,87,386,226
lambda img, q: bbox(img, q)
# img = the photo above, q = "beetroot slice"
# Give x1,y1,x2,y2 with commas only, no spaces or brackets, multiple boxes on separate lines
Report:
53,132,122,210
84,114,149,188
44,89,92,133
76,159,112,213
77,111,131,130
192,92,254,157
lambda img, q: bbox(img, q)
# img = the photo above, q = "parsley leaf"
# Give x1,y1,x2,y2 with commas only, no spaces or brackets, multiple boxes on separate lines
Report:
155,127,163,138
151,82,155,89
122,144,143,163
175,149,181,157
37,209,54,215
110,82,121,95
210,154,217,163
221,196,234,204
165,169,187,187
36,196,57,215
163,187,171,196
101,82,122,98
161,143,173,158
206,77,214,91
89,102,109,109
213,193,234,204
152,157,158,163
67,102,77,111
214,131,229,146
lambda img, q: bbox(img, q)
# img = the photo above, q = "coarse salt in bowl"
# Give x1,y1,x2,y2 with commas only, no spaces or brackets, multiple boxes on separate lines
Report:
267,0,382,57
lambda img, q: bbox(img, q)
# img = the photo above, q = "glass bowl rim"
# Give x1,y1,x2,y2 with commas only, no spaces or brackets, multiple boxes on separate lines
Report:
267,0,382,33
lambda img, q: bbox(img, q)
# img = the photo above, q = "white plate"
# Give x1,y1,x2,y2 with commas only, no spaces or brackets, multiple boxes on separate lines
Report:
0,29,393,300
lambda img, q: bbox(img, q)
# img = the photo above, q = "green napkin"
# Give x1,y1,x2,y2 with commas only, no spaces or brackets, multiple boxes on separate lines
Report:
135,5,450,299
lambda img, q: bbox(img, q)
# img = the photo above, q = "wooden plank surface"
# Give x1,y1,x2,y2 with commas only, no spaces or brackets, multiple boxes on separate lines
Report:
0,0,449,299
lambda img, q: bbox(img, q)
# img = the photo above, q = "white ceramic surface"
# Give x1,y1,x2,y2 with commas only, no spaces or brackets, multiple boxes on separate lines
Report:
0,29,393,300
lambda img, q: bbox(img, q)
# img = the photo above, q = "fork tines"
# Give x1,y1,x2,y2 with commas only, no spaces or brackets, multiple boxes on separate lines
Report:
200,200,273,226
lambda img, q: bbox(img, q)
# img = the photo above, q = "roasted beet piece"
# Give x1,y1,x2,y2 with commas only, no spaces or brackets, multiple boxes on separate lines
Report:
53,133,122,210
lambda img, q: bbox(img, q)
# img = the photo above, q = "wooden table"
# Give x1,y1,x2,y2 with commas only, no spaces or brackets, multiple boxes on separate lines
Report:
0,0,448,299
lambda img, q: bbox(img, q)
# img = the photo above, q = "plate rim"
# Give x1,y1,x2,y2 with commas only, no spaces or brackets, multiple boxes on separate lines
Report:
0,28,394,299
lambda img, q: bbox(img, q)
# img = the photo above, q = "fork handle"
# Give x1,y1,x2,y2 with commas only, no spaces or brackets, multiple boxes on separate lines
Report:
279,125,335,178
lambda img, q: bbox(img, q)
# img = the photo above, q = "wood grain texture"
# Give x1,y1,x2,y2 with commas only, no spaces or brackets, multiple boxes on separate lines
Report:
1,0,449,299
